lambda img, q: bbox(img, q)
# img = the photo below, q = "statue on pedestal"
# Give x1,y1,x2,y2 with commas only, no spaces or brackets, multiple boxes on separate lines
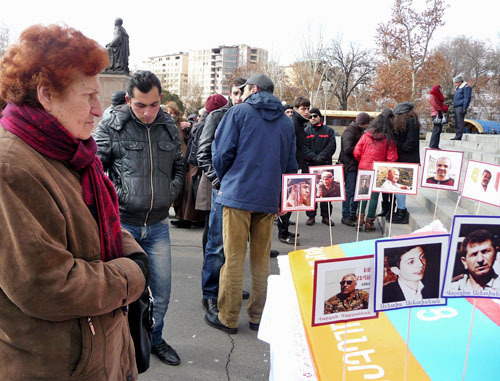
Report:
104,18,129,74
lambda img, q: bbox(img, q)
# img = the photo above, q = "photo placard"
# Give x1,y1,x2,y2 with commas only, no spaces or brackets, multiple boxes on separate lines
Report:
354,170,375,201
312,255,377,326
421,148,464,191
372,162,419,195
461,160,500,207
374,234,449,312
281,174,317,212
442,215,500,299
308,165,345,202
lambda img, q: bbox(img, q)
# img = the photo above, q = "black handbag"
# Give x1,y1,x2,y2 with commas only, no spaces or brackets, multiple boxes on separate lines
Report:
127,287,154,374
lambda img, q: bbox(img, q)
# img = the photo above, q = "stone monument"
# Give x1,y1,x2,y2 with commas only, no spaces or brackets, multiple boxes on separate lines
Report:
98,18,130,124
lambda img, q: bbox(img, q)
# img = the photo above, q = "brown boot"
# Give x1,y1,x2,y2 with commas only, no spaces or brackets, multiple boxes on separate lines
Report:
365,218,376,232
356,214,365,230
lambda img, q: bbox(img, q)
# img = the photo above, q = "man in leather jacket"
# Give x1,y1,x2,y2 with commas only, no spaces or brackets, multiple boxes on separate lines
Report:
94,70,184,367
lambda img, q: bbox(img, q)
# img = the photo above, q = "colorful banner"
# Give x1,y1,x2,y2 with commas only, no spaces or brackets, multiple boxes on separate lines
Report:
288,238,500,380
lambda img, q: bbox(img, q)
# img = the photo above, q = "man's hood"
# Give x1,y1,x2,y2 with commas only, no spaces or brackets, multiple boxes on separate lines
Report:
244,91,284,122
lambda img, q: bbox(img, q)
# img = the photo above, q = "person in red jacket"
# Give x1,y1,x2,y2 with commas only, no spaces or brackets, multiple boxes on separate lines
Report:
353,110,398,231
429,84,449,149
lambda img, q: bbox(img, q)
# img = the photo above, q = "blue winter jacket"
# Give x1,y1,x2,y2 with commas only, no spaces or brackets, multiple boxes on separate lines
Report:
212,91,298,213
453,82,472,111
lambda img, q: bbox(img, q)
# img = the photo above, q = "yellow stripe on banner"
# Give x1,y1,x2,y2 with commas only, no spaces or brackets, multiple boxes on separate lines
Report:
289,245,430,381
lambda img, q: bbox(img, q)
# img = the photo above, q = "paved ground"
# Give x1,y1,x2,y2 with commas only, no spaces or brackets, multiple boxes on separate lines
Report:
140,208,385,381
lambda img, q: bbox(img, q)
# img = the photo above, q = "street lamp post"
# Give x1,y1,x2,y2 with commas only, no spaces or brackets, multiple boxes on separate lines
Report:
321,80,332,125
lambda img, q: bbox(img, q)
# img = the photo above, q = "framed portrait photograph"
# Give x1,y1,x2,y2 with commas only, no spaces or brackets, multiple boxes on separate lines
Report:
281,174,317,212
442,215,500,299
312,255,377,326
421,148,464,191
461,160,500,207
374,234,449,312
372,162,419,195
354,170,375,201
308,165,345,202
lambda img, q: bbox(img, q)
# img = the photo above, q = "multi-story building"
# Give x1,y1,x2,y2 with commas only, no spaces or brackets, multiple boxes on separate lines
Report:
188,45,268,99
142,52,189,97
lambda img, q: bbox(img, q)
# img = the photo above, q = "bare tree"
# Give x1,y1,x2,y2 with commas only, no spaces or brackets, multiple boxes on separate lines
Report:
323,39,375,110
290,26,327,105
375,0,447,101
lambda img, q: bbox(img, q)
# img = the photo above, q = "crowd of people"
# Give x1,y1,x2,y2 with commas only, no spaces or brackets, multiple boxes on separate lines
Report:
0,23,487,380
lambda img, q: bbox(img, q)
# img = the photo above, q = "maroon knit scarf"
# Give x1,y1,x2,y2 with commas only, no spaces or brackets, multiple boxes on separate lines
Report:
1,103,123,261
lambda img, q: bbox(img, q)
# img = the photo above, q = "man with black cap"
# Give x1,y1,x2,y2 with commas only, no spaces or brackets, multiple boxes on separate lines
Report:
339,112,371,226
205,74,297,334
102,90,127,119
451,74,472,141
304,107,336,226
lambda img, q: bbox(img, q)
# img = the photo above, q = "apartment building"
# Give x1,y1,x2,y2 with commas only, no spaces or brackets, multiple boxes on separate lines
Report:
188,45,268,99
142,52,189,97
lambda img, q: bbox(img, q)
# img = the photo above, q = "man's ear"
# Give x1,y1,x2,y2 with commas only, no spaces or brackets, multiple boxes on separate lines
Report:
37,84,53,112
125,94,131,105
461,256,468,270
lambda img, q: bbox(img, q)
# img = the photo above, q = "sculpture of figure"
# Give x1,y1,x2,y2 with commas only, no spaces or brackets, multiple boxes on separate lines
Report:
105,18,129,74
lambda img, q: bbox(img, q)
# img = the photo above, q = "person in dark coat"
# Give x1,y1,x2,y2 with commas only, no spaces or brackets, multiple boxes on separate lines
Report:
339,112,371,226
391,102,420,224
451,74,472,141
303,107,337,226
206,74,297,334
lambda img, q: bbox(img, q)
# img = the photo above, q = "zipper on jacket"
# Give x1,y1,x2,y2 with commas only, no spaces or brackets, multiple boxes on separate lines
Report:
144,127,155,226
87,317,96,336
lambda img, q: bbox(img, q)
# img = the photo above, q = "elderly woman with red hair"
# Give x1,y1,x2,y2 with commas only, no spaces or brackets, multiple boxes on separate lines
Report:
0,25,148,380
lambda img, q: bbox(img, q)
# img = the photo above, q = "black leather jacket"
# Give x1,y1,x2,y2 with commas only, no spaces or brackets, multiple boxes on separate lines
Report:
197,105,230,190
94,105,184,226
290,110,307,170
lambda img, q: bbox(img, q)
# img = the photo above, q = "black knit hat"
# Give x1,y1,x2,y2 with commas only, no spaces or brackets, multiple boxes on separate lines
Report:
310,108,322,117
393,101,414,115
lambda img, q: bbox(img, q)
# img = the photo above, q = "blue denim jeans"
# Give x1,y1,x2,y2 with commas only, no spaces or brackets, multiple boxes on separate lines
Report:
395,193,406,210
202,189,225,299
342,171,358,218
121,218,172,347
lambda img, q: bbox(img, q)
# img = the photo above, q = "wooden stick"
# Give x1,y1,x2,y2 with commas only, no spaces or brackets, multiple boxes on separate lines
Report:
404,308,412,381
328,202,333,246
388,194,395,237
294,212,299,251
342,322,347,381
462,299,477,381
356,209,362,242
433,189,440,220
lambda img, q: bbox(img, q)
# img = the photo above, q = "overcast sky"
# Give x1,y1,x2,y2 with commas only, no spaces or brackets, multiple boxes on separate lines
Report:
2,0,498,67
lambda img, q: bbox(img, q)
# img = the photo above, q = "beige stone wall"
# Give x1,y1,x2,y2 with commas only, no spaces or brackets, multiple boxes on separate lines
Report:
96,74,130,125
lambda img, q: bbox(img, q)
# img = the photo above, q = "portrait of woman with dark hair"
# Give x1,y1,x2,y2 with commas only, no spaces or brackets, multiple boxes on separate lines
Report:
382,244,440,303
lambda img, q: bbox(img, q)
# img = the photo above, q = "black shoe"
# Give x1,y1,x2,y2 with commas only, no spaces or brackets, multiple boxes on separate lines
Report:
170,219,192,228
377,202,391,217
192,220,205,228
341,217,356,227
306,217,315,226
279,235,300,245
249,321,260,331
151,340,181,366
322,217,334,226
450,137,461,141
287,231,300,237
270,249,279,258
242,290,250,299
392,209,409,224
289,221,296,226
205,312,238,334
201,298,219,314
